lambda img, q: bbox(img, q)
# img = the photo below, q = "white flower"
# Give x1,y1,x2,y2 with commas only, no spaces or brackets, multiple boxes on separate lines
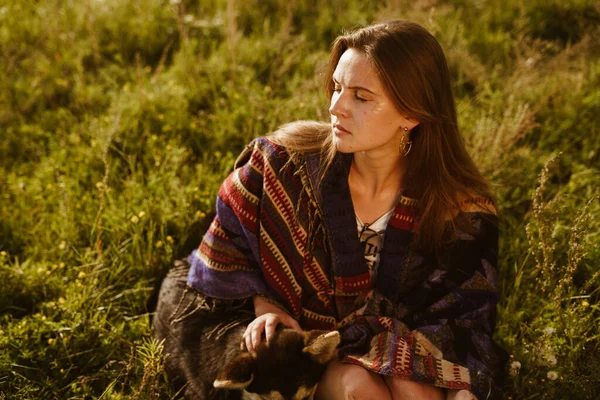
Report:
543,327,556,335
547,371,558,381
509,361,521,377
547,355,557,366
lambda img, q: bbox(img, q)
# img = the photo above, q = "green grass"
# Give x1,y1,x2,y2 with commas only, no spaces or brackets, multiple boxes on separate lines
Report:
1,0,599,398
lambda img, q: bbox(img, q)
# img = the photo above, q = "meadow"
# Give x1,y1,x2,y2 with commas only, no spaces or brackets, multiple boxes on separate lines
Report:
0,0,599,398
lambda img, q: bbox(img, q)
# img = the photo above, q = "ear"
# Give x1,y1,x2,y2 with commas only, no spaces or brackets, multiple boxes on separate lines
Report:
403,116,419,132
302,330,340,364
213,352,256,390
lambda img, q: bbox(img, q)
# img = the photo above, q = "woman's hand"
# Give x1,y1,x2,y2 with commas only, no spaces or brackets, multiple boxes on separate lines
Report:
242,295,301,353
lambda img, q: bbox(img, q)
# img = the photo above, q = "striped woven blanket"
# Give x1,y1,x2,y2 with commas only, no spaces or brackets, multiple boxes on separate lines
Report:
188,135,506,399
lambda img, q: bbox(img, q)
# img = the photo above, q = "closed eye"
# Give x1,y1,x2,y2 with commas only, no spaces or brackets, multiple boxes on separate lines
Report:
354,92,368,102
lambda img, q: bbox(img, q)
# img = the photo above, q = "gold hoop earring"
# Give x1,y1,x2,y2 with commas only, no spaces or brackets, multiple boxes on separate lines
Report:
399,127,412,156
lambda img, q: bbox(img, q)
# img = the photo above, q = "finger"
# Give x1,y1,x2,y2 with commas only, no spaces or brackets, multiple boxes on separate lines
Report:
244,331,252,353
264,317,279,345
242,323,253,351
285,317,302,332
250,318,266,351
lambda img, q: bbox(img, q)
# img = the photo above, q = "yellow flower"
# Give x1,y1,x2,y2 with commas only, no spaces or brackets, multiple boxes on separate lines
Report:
77,271,86,279
0,251,7,257
58,241,66,250
138,211,146,218
48,338,56,345
195,210,206,219
166,236,174,244
130,215,139,224
155,240,163,248
582,300,590,308
95,182,105,190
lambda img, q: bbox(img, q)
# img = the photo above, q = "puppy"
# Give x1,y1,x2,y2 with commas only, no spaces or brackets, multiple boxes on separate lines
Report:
153,265,339,400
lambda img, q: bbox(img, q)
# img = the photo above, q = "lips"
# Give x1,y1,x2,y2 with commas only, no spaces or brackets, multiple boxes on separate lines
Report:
333,124,351,134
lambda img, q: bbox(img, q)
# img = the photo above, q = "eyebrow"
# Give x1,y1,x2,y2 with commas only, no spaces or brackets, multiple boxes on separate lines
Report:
332,77,377,95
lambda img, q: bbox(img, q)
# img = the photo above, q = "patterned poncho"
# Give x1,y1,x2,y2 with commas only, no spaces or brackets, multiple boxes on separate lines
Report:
188,136,507,399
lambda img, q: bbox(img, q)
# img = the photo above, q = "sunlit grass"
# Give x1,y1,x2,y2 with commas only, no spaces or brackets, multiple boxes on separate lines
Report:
1,0,598,398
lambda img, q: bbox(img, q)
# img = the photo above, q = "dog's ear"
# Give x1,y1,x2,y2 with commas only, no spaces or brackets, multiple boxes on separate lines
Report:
213,352,256,390
302,330,340,364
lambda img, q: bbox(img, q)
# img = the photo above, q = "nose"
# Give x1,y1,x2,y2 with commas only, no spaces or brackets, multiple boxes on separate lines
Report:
329,91,349,118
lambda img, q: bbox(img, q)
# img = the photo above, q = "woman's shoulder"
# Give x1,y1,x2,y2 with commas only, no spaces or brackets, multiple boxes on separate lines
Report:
237,120,329,161
444,191,497,222
233,136,290,170
457,193,497,215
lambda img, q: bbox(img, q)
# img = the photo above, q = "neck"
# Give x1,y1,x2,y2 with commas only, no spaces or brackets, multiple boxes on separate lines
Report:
350,150,407,198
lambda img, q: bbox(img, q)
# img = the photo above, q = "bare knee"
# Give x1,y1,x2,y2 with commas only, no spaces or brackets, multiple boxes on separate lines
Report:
316,360,391,400
383,376,445,400
446,389,476,400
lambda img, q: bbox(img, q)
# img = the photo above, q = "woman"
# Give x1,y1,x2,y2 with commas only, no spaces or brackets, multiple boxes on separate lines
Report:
186,20,506,399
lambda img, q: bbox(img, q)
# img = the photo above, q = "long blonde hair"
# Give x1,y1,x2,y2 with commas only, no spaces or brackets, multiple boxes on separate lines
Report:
270,20,494,248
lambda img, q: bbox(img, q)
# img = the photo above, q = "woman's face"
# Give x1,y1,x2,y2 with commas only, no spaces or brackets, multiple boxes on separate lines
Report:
329,48,416,156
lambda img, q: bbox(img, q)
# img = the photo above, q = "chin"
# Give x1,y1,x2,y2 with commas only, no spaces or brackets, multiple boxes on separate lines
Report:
333,136,356,153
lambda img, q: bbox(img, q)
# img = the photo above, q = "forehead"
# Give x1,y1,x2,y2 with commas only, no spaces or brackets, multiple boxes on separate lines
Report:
333,48,382,89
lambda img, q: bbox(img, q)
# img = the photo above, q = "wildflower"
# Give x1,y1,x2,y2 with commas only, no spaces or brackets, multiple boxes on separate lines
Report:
543,327,555,335
46,183,54,190
48,338,56,345
138,211,146,218
131,215,139,224
195,210,206,219
183,14,195,24
509,360,521,377
582,300,589,308
0,251,7,257
156,240,163,248
547,371,558,381
547,355,557,366
166,235,174,244
59,241,66,250
95,182,105,190
77,271,86,279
